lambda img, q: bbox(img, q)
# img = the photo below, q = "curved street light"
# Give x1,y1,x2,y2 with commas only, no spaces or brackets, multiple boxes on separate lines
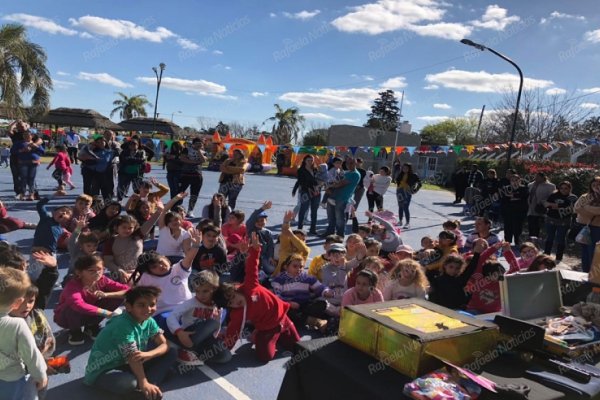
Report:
152,62,166,134
460,39,523,168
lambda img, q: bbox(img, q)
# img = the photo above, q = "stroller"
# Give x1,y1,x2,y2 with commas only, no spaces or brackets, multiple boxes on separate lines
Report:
463,186,482,216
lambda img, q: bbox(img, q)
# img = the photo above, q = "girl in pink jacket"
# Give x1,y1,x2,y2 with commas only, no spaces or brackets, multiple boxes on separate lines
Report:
47,145,75,194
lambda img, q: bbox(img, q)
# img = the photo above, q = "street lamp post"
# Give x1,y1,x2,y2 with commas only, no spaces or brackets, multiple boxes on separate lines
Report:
460,39,523,168
152,63,166,134
171,110,182,122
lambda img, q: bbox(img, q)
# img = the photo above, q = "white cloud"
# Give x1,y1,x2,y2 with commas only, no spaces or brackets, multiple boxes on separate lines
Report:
251,92,269,97
303,112,335,120
471,5,520,31
224,66,232,70
581,103,600,109
213,50,224,55
4,13,78,35
70,16,175,42
542,11,586,23
380,76,407,89
584,29,600,43
580,87,600,94
283,10,321,20
136,76,235,99
280,87,380,111
417,115,449,122
433,103,451,109
350,74,374,81
53,79,75,89
410,22,472,40
269,12,277,18
177,37,201,50
545,88,567,96
424,84,439,90
77,72,132,88
425,69,553,93
79,32,94,39
56,71,70,76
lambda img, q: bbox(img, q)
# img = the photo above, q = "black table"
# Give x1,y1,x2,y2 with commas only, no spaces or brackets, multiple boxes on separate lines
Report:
278,337,583,400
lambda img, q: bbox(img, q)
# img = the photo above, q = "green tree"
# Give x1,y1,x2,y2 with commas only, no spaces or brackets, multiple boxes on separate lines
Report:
267,104,305,144
110,92,151,120
0,24,52,118
365,89,399,131
302,129,328,146
419,118,477,145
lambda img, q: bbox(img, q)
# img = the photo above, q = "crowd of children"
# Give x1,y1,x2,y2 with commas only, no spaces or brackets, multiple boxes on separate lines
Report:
0,161,566,400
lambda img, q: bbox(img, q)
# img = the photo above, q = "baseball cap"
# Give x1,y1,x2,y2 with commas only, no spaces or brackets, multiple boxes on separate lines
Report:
328,243,347,253
395,244,414,254
257,211,268,218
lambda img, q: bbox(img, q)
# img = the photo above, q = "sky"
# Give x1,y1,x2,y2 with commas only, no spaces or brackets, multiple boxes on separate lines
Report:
2,0,600,136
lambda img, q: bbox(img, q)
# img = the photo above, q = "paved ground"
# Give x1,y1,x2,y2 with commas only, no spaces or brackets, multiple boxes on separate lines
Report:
0,164,482,400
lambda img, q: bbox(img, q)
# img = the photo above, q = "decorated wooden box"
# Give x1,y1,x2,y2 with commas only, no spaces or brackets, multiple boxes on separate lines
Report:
339,299,499,378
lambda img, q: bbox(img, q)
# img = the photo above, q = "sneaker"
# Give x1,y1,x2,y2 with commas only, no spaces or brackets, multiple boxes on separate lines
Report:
186,211,195,218
178,348,204,366
403,224,410,229
319,202,327,209
84,324,101,340
68,330,86,346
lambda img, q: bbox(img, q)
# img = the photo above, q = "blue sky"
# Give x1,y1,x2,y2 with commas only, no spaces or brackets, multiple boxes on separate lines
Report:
2,0,600,135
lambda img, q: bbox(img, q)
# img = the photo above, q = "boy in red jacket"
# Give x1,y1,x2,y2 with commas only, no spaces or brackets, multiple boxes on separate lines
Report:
214,232,300,362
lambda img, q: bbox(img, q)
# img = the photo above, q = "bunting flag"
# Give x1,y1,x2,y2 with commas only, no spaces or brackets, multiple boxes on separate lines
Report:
246,144,256,152
441,146,449,154
29,128,38,134
79,132,89,139
452,145,463,154
373,146,381,156
164,139,174,149
179,140,186,147
116,135,124,141
431,145,440,153
395,146,405,155
151,139,161,148
92,134,102,140
224,143,232,150
349,146,358,155
407,146,416,156
315,146,323,151
384,146,392,154
466,145,475,154
258,144,266,153
292,146,300,154
212,132,221,143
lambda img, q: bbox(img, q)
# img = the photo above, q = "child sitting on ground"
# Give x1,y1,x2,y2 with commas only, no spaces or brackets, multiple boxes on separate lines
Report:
342,269,384,307
167,270,231,366
10,285,56,365
0,199,36,233
316,243,350,321
103,211,161,283
423,230,460,280
526,254,556,272
272,254,325,330
54,254,129,345
308,234,343,282
383,259,429,300
125,178,169,214
130,229,202,318
365,211,402,257
214,233,300,363
274,211,310,275
201,193,231,227
173,205,194,232
0,268,48,399
221,210,247,256
193,225,228,274
442,220,465,250
502,241,540,271
156,193,192,261
67,194,95,232
67,216,101,276
84,286,177,399
29,197,73,308
87,201,122,242
246,201,276,276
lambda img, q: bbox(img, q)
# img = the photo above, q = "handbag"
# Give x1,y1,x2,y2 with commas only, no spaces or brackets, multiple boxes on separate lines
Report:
576,225,592,245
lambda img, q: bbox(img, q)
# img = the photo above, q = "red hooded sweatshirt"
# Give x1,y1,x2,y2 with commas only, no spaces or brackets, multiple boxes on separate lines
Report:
224,246,290,349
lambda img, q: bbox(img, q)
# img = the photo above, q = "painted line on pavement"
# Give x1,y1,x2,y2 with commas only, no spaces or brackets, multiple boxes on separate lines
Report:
198,365,253,400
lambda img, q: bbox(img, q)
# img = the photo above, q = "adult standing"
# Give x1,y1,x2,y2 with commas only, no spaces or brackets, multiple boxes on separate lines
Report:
544,181,578,262
574,177,600,272
394,163,421,229
7,120,28,197
467,164,484,189
479,169,499,218
178,138,207,217
502,174,529,246
527,172,556,238
103,130,121,199
13,131,44,200
218,149,248,210
325,157,360,237
65,131,80,164
295,155,321,234
165,141,184,199
78,137,117,199
353,158,367,209
117,140,146,201
451,166,468,204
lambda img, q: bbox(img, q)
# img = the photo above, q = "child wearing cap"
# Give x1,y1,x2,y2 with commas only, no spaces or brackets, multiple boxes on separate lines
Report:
308,234,343,281
246,201,276,277
313,243,349,322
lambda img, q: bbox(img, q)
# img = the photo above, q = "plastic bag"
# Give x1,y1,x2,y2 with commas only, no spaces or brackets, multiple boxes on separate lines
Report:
576,225,592,245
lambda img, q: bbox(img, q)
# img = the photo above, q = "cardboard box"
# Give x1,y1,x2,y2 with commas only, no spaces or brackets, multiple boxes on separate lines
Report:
339,299,499,378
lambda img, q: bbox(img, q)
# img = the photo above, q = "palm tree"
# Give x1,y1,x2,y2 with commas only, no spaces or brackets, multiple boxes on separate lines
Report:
266,104,305,144
110,92,151,120
0,24,52,118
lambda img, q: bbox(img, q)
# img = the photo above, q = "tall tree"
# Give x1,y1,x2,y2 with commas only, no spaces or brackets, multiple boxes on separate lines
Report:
419,118,477,145
302,129,328,146
0,24,52,118
365,89,400,131
110,92,151,120
267,104,305,144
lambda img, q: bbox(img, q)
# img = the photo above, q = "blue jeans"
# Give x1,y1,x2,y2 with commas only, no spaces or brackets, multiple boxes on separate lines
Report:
297,190,320,231
0,375,39,400
544,221,569,261
18,163,37,195
581,225,600,273
218,182,243,210
396,188,412,224
166,171,181,199
326,200,347,236
92,347,177,396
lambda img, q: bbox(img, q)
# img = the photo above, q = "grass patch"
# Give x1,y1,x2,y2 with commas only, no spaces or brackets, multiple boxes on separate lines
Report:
421,183,449,191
